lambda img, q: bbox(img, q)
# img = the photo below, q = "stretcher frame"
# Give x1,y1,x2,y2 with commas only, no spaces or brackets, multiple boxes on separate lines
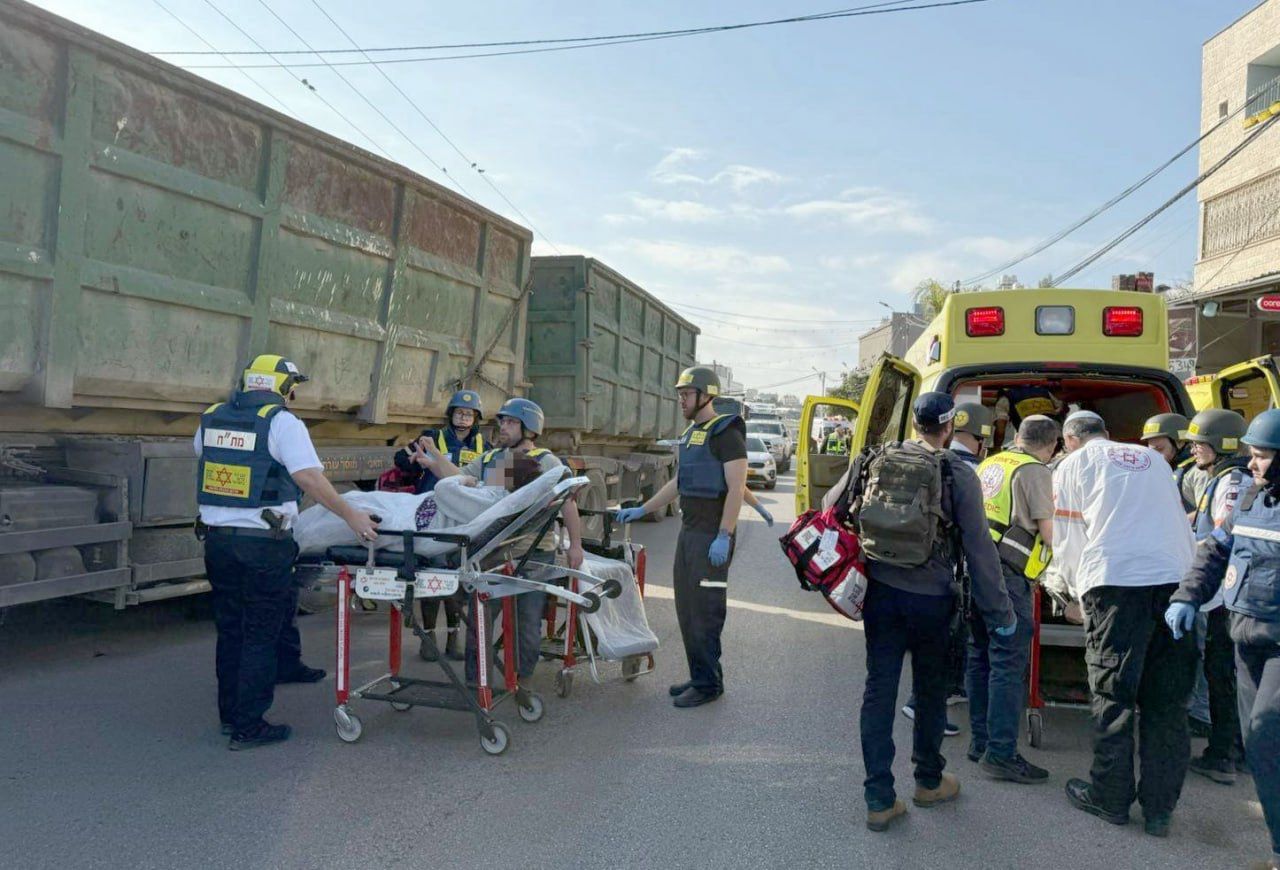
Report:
1026,584,1090,748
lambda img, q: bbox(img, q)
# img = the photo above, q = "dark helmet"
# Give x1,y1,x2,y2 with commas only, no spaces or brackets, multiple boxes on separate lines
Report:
674,365,721,396
242,353,308,395
447,389,484,420
1140,413,1189,445
1242,409,1280,450
912,391,956,427
952,402,993,439
496,397,544,436
1186,409,1248,455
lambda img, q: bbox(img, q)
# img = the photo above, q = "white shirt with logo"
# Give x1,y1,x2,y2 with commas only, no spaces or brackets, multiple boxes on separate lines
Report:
193,409,323,530
1052,438,1194,599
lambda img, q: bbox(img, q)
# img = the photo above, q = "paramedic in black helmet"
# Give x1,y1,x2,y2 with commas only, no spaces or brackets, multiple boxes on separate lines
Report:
854,391,1014,832
195,354,379,750
615,365,748,708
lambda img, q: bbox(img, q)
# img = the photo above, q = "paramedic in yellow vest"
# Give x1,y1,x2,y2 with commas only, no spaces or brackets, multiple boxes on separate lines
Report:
196,354,379,750
824,427,850,456
968,414,1059,783
395,389,485,662
614,365,748,709
417,397,585,686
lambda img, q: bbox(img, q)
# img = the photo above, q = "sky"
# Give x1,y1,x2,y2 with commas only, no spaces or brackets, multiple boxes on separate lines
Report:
28,0,1263,396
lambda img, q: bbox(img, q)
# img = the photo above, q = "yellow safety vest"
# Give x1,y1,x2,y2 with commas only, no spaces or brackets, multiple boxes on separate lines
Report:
977,449,1051,580
825,434,848,455
437,429,483,466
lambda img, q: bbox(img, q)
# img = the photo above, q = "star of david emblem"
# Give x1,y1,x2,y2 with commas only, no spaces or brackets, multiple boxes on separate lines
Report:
426,576,443,594
214,467,234,486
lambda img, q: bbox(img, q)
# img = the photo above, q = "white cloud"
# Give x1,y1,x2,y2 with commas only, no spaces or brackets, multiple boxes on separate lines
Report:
602,213,643,226
783,190,933,234
613,239,791,275
711,164,786,191
650,148,784,191
650,148,707,185
629,195,722,223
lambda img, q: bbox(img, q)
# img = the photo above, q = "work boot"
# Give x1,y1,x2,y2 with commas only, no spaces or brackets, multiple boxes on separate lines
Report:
980,753,1049,784
913,772,960,807
1143,814,1171,838
866,799,908,832
1065,778,1128,826
672,686,722,708
419,632,440,662
445,629,464,662
669,680,693,697
1189,752,1237,785
228,722,292,751
277,664,326,684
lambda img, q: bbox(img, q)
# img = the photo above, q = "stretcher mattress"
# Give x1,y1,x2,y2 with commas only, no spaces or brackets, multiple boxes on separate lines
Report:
579,556,659,660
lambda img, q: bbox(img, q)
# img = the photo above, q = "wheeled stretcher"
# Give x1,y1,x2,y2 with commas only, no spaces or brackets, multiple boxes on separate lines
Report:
296,475,623,755
1026,584,1090,748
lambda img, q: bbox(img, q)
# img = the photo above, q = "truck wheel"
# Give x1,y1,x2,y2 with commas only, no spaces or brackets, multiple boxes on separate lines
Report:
581,469,608,541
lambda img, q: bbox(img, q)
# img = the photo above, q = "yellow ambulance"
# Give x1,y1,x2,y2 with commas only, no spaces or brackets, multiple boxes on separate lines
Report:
1184,356,1280,422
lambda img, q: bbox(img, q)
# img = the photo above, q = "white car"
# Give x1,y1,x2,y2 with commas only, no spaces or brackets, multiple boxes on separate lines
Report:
746,420,793,473
746,436,777,489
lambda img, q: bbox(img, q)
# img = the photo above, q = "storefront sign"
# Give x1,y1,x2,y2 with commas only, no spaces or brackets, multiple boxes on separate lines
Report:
1167,306,1198,377
1257,295,1280,312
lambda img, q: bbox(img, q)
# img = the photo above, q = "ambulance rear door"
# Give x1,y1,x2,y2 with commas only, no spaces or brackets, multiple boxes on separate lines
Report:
850,354,922,454
796,395,860,514
1208,357,1280,423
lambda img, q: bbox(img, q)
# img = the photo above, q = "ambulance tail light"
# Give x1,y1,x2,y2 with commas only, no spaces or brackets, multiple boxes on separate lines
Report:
1103,306,1144,336
965,306,1005,337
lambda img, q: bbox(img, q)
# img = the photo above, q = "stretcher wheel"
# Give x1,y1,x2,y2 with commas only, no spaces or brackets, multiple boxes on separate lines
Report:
334,707,363,743
555,669,573,698
580,592,601,615
480,722,510,755
601,579,622,599
1027,711,1043,749
518,692,545,723
622,655,643,682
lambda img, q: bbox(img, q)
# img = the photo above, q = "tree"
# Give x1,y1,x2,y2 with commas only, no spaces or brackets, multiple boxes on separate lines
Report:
912,279,952,318
1038,274,1054,288
829,368,870,402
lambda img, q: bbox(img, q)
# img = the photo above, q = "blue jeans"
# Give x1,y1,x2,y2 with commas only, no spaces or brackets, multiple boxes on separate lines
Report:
465,551,556,683
860,579,955,811
966,565,1034,760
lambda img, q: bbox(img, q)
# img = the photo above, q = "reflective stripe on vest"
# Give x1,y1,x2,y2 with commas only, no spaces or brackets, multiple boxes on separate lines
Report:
1223,487,1280,620
436,428,484,467
977,449,1051,580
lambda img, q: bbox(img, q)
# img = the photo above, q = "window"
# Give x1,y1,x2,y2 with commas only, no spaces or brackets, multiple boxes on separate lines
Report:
746,437,767,453
1220,100,1229,119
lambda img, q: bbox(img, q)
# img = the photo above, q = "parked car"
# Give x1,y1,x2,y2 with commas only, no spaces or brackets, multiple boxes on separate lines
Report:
746,419,793,472
746,436,778,489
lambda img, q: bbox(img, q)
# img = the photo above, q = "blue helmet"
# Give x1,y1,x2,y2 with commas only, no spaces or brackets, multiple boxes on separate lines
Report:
447,389,484,420
1242,409,1280,450
496,397,544,436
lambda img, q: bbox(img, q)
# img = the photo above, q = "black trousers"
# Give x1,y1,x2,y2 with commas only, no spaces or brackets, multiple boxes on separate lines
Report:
204,535,299,732
1204,606,1243,763
1238,641,1280,858
1081,584,1199,817
673,527,731,693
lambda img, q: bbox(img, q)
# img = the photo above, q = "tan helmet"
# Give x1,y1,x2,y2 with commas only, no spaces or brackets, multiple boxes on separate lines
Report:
952,402,994,439
1140,413,1189,446
674,365,721,396
1185,409,1248,455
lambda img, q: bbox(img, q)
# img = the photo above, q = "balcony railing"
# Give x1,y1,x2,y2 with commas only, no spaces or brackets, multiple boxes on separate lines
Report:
1244,73,1280,128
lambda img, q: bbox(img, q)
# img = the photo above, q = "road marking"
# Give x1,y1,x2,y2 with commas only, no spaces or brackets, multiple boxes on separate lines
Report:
645,583,862,630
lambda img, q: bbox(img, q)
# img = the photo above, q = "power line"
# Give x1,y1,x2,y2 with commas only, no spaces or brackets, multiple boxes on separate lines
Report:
677,309,879,333
963,99,1250,287
670,300,883,324
1053,112,1280,286
176,1,992,69
156,0,922,55
307,0,561,252
151,0,296,115
250,0,470,197
700,333,855,350
197,0,394,160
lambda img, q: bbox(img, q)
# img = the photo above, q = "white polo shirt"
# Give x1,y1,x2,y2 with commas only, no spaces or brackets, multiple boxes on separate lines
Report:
194,409,323,530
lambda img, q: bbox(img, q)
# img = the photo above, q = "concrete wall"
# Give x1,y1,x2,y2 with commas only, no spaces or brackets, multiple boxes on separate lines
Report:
1195,0,1280,295
856,314,924,369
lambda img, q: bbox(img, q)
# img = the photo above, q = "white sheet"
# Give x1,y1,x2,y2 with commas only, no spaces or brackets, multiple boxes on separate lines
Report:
295,466,568,557
578,555,659,660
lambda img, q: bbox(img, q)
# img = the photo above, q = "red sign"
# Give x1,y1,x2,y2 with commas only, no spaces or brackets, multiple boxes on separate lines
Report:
1257,295,1280,312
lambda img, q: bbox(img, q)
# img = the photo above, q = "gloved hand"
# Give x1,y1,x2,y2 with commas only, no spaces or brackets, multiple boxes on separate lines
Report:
708,530,732,567
1165,602,1197,640
993,615,1018,638
753,503,774,527
615,506,647,524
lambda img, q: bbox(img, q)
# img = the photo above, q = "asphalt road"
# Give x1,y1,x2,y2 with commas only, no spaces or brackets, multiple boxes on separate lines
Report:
1,475,1270,869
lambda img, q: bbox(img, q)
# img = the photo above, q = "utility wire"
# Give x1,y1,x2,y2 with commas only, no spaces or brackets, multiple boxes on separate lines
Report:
251,0,470,197
307,0,560,251
151,0,296,115
1053,112,1280,286
177,1,991,69
198,0,394,160
676,309,881,333
670,300,883,324
963,99,1250,287
700,333,856,350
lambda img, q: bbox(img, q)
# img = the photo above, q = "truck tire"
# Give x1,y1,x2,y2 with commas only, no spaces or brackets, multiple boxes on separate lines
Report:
580,469,609,542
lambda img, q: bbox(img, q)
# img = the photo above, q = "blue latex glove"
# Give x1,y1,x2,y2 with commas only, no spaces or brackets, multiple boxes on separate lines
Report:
993,614,1018,638
1165,602,1197,640
615,506,647,524
708,530,732,567
753,503,774,527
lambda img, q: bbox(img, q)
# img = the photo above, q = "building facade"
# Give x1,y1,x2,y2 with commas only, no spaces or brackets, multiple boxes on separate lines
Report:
856,313,926,370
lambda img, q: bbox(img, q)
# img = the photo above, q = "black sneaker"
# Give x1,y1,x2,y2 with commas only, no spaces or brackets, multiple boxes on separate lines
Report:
967,743,986,763
981,753,1049,784
944,721,961,737
1065,778,1128,826
277,665,326,684
947,688,968,706
669,680,693,697
672,686,722,708
901,704,916,720
1144,814,1171,838
1189,753,1237,785
228,722,292,751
